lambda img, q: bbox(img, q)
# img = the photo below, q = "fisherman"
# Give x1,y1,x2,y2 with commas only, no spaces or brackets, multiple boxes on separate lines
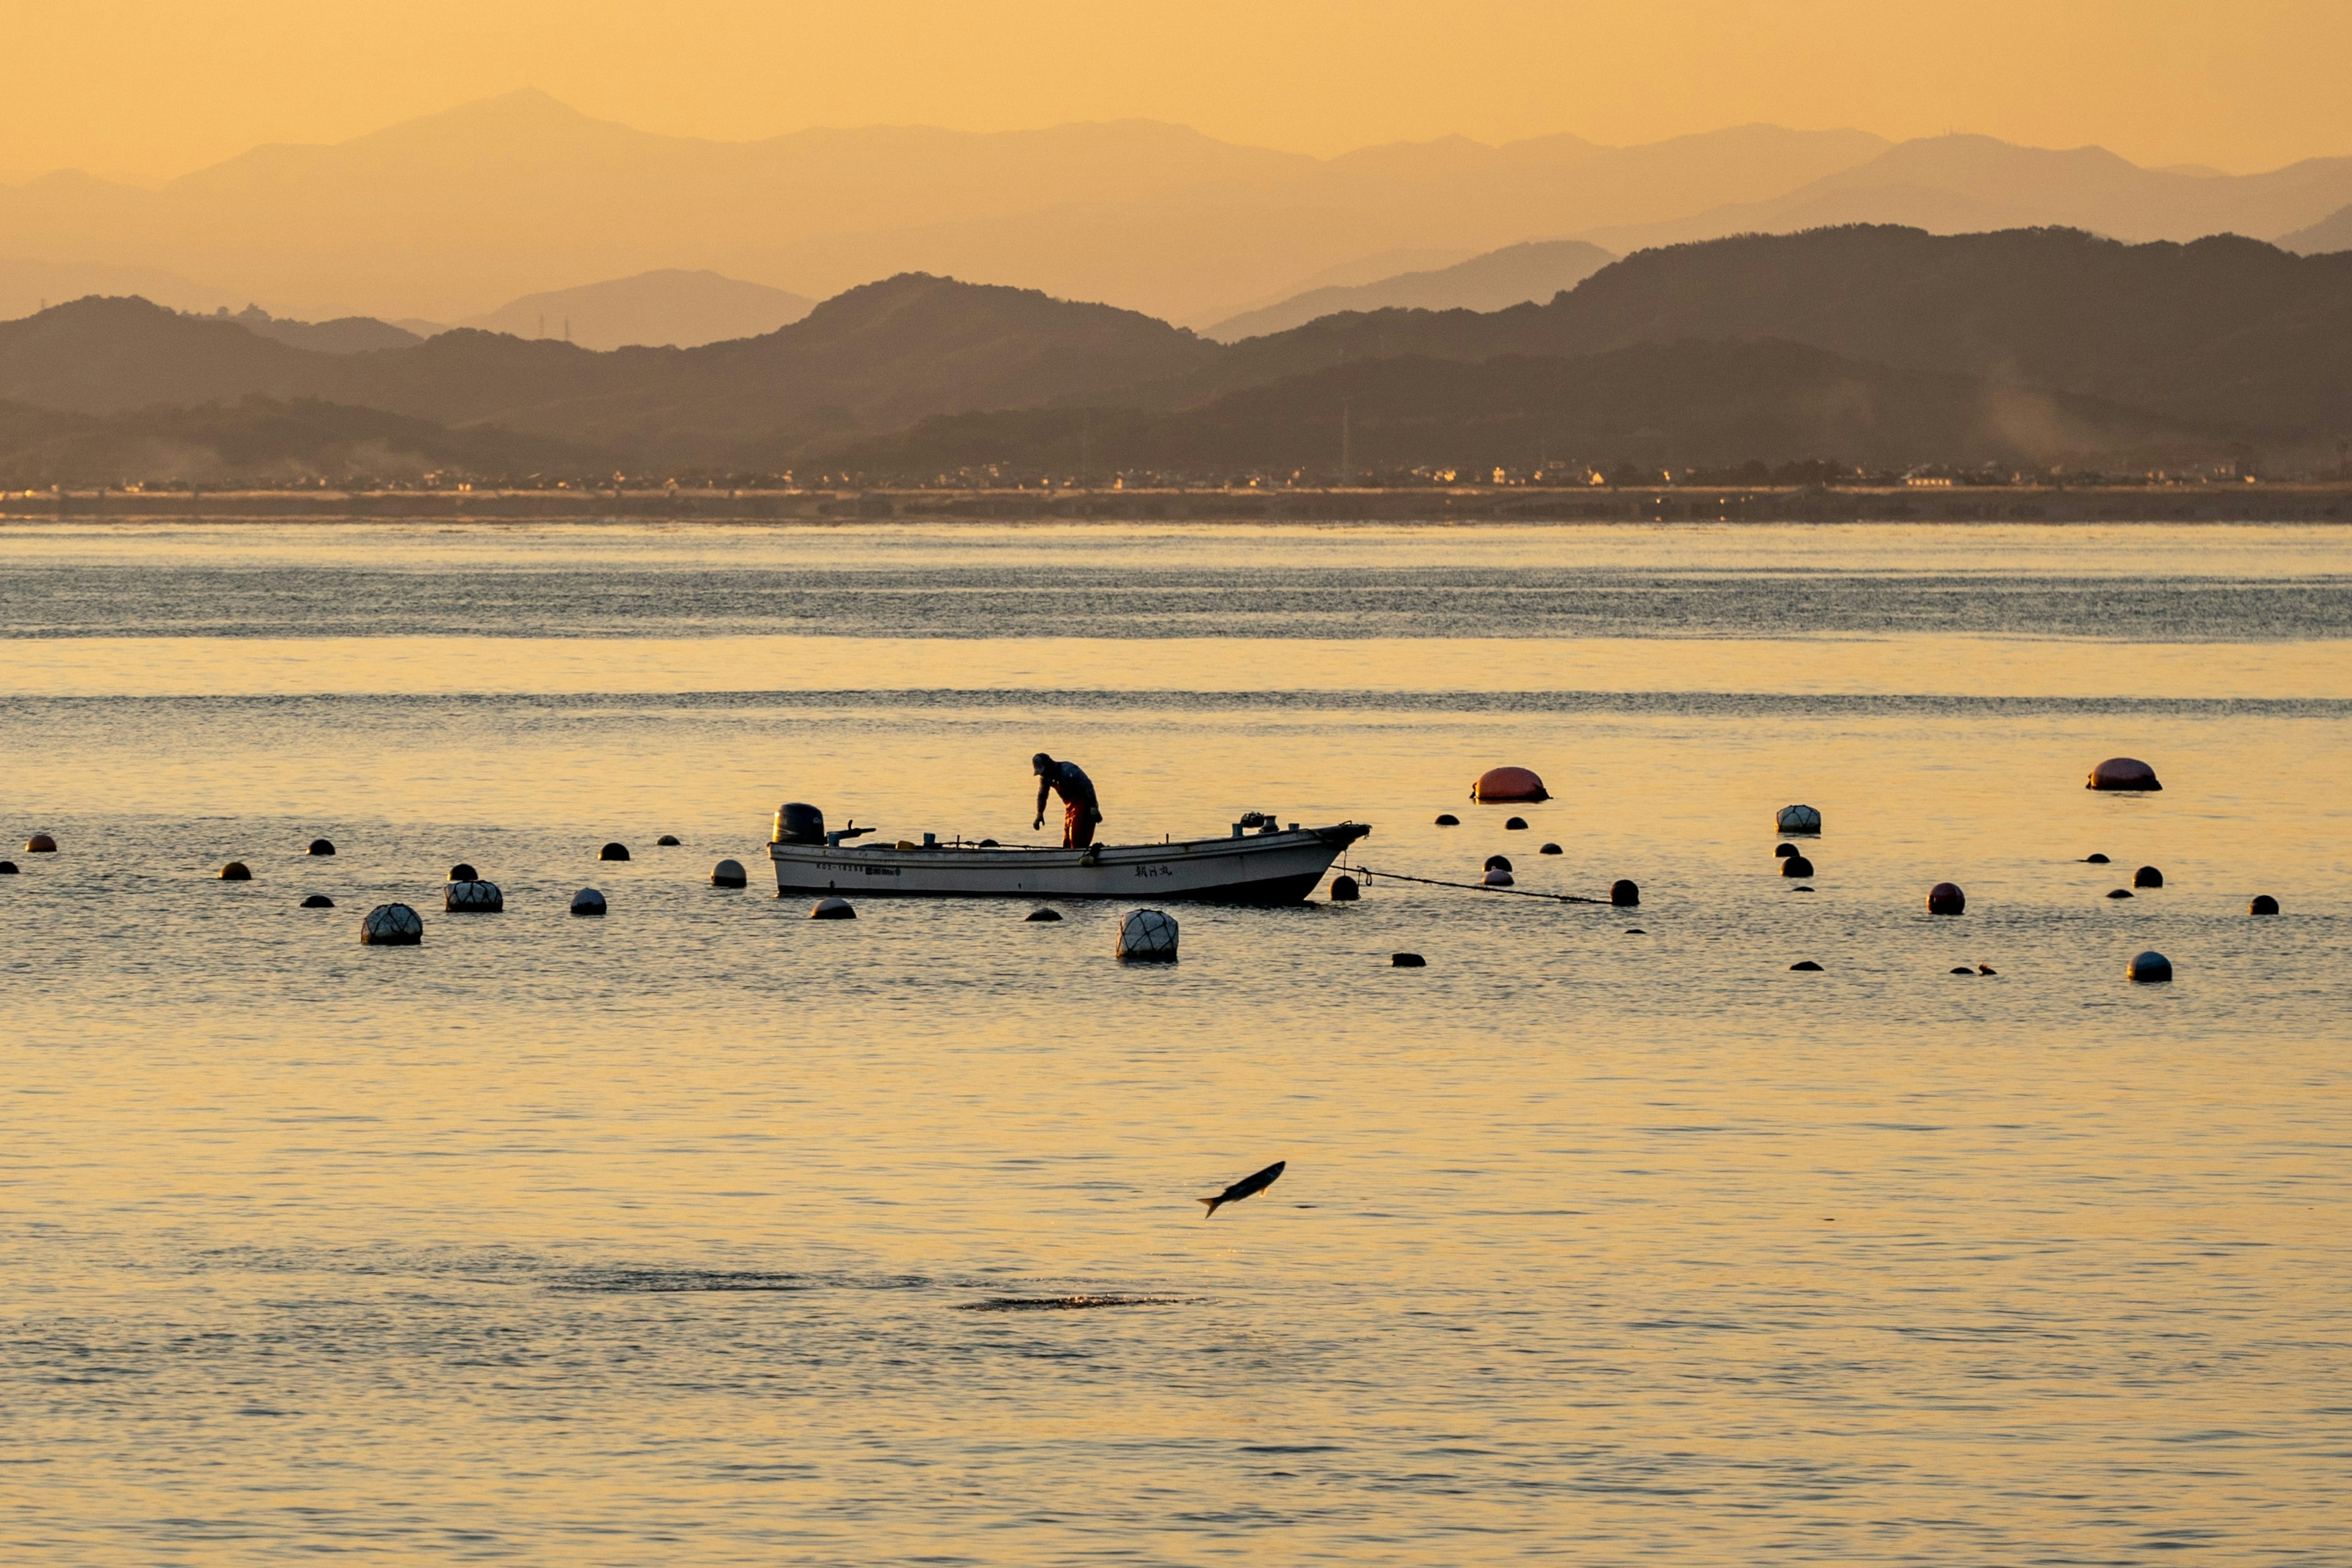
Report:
1032,752,1102,848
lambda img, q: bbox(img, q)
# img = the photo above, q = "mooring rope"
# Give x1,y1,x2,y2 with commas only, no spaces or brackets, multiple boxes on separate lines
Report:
1336,861,1613,905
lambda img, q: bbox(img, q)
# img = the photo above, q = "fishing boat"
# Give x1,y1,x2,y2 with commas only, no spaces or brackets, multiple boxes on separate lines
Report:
767,804,1370,905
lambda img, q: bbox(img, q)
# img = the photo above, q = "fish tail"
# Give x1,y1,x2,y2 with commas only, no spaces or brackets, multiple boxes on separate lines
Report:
1199,1197,1222,1218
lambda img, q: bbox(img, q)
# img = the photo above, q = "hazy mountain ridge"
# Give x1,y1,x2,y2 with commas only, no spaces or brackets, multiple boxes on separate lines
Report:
1185,226,2352,440
1579,135,2352,254
1205,241,1616,342
7,227,2349,477
457,269,815,349
0,94,1885,322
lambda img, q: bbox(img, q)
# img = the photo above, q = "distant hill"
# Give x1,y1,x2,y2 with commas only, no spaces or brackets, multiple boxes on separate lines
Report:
0,394,578,484
840,339,2230,476
0,92,1887,323
1579,135,2352,253
1193,227,2352,444
2279,203,2352,254
222,304,423,353
8,228,2351,477
2,255,239,321
0,276,1219,466
460,269,815,350
1204,241,1614,342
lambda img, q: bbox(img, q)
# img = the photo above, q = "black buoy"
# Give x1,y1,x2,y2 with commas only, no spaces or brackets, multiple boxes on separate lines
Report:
448,862,478,883
2086,853,2110,864
1792,886,1815,892
1504,816,1529,831
1927,881,1966,916
1789,960,1823,971
979,839,1000,847
1951,966,1974,975
2134,865,2163,888
1484,854,1513,873
219,861,252,881
1624,927,1645,934
361,903,423,946
1026,907,1063,921
2089,757,2161,791
1774,842,1798,859
1539,842,1562,855
1391,952,1427,968
571,888,608,916
2107,888,2134,899
445,880,503,913
1610,879,1640,907
2128,949,2173,983
2250,894,2280,915
657,834,680,846
0,861,17,875
1434,814,1459,827
1781,855,1814,878
1330,875,1360,902
810,896,854,920
711,858,748,888
301,894,334,909
600,842,631,862
307,837,336,856
25,833,56,853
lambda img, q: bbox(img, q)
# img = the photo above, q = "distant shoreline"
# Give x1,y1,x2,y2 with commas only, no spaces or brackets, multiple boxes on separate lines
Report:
4,483,2351,526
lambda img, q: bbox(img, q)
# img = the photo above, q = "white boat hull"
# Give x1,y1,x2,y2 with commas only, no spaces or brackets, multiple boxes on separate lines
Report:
769,824,1369,905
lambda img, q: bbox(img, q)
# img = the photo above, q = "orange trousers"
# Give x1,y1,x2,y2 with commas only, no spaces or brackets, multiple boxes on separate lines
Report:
1063,801,1098,848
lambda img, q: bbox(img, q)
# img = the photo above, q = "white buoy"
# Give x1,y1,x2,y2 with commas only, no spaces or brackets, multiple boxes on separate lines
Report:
1776,804,1822,834
445,880,503,913
361,903,423,945
1117,908,1178,962
1483,868,1515,887
570,888,606,916
711,858,748,888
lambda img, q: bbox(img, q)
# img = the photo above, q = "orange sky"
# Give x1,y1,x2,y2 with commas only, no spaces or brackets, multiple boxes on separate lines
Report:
9,0,2350,183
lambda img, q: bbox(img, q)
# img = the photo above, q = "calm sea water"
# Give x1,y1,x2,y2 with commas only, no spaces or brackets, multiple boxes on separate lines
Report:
1,521,2347,1566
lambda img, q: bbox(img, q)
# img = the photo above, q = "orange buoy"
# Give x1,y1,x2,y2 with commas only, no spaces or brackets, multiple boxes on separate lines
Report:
1471,767,1548,803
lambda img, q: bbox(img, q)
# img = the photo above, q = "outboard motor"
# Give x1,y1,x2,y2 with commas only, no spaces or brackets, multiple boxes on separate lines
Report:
774,802,825,845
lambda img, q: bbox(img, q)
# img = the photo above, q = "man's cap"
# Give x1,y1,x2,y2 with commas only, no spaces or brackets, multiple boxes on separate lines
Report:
1031,752,1054,772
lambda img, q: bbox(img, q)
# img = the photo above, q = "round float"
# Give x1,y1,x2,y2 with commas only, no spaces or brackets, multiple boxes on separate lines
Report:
361,903,423,946
1775,805,1822,835
1116,908,1178,960
445,880,503,913
2089,758,2161,791
1472,767,1548,802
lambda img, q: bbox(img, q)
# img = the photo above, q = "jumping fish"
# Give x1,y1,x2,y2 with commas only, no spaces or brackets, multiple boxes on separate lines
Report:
1199,1159,1285,1218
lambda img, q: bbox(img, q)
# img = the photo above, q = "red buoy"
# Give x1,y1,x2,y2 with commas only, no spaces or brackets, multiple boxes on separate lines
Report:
1471,766,1548,802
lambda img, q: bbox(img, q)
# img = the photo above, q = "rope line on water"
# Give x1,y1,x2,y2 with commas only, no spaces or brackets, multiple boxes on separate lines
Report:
1336,861,1613,905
